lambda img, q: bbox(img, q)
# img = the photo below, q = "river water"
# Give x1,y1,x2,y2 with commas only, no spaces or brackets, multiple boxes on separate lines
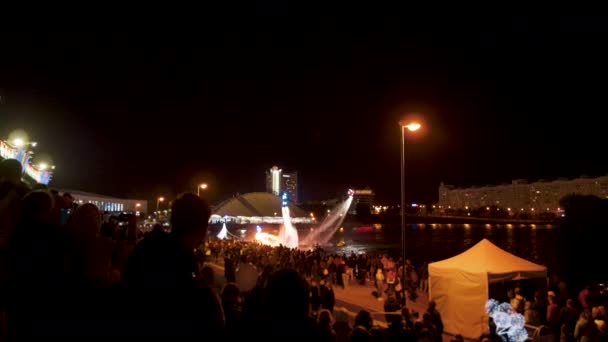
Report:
322,222,558,271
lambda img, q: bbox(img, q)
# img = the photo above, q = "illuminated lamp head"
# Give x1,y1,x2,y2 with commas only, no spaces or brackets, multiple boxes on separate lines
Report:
256,225,262,233
347,189,354,197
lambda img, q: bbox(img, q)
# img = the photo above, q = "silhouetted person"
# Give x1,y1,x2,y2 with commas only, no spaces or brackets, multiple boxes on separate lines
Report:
0,159,22,184
200,265,215,288
0,161,26,296
350,326,371,342
0,159,29,197
65,203,112,288
150,223,165,238
263,268,317,341
121,193,223,338
221,283,241,339
354,310,373,331
64,191,78,207
317,309,337,342
427,300,444,342
8,190,69,337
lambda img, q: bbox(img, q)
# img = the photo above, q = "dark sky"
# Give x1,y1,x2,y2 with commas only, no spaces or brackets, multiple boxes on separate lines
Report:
1,10,607,204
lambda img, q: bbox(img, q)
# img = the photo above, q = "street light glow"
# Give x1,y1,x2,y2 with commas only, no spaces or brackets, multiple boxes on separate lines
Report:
158,197,165,202
200,183,208,189
405,122,421,132
12,138,24,147
38,162,48,170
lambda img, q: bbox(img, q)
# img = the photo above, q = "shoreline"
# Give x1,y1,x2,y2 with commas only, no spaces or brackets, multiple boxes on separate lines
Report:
343,215,555,226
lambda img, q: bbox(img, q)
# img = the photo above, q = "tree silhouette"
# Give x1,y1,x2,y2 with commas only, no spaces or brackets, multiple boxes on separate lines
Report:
557,194,608,287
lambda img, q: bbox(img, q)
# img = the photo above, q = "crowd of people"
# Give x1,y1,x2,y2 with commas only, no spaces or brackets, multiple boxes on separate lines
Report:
2,156,608,341
208,238,426,303
1,158,442,341
496,284,608,342
206,237,449,342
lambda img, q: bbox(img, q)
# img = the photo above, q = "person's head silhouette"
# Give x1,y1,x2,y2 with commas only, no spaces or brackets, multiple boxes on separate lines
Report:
170,193,211,249
0,159,22,184
20,190,55,226
267,268,309,320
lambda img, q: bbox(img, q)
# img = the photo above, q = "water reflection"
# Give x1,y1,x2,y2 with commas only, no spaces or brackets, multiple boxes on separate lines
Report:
324,222,557,271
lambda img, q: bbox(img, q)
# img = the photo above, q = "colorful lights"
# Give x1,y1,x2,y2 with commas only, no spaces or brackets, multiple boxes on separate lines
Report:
0,137,53,185
485,299,528,342
255,207,298,248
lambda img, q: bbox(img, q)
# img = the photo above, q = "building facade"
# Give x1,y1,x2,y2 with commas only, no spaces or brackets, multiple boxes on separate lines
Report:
60,190,148,214
265,166,299,203
348,188,375,215
438,176,608,214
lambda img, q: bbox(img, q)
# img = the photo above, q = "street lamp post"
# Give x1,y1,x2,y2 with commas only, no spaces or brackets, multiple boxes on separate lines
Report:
156,196,165,211
399,120,421,305
197,183,208,196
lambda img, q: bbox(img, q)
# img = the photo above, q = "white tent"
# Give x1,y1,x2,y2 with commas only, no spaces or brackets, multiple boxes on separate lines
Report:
428,239,547,339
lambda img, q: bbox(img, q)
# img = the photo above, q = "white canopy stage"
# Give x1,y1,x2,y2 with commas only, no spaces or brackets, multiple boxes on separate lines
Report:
428,239,547,339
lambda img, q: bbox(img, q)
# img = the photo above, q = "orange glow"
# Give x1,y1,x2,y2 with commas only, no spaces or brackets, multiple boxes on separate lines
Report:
158,197,165,202
200,183,208,189
405,122,421,131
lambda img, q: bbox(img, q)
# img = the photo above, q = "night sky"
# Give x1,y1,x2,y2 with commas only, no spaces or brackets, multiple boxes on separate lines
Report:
1,10,607,204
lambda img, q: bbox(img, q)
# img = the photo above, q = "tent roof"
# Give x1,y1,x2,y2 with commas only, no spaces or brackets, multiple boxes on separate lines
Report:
429,238,546,275
213,192,308,218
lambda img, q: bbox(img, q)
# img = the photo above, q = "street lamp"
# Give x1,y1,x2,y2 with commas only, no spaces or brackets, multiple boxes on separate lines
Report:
156,196,165,211
197,183,208,196
10,138,37,149
12,138,24,148
399,120,422,304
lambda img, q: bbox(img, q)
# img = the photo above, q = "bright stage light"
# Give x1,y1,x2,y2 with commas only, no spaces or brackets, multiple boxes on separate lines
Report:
12,138,24,147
